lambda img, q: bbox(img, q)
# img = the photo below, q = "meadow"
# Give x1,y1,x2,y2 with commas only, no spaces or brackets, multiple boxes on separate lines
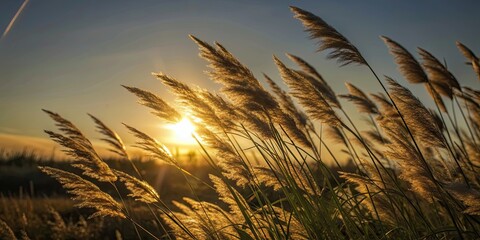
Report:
0,150,216,239
2,6,480,240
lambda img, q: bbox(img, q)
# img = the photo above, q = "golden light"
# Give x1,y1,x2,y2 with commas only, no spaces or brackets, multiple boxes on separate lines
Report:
166,117,197,144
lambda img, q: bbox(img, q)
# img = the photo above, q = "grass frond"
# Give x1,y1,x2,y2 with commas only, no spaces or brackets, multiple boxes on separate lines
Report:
290,6,367,66
382,36,428,84
38,166,125,219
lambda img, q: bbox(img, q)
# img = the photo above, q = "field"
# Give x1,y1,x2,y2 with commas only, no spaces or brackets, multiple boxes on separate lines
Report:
2,4,480,240
0,151,217,239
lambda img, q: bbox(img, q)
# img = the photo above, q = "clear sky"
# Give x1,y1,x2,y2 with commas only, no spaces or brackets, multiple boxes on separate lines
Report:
0,0,479,155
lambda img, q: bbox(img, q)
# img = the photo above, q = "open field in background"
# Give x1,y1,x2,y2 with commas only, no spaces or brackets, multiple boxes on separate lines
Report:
0,151,215,239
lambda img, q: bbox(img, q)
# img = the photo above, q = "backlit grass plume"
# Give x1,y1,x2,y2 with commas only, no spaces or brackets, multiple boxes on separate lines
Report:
37,5,480,240
382,36,428,84
89,114,128,159
38,167,125,219
418,47,460,98
274,56,342,126
123,85,182,123
290,6,367,66
456,41,480,80
339,82,379,114
190,35,278,112
114,170,160,204
386,77,445,148
43,110,117,182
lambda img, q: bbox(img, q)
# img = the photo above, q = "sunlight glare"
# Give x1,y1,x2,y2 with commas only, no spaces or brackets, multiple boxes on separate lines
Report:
167,118,197,144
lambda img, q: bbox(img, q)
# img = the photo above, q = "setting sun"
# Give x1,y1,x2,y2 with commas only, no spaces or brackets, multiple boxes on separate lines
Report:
166,117,196,144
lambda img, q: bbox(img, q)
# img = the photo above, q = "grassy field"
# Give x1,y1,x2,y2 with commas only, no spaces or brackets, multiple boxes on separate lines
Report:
0,151,218,239
2,5,480,240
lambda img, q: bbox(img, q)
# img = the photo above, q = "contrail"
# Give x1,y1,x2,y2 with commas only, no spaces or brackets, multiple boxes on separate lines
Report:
1,0,30,39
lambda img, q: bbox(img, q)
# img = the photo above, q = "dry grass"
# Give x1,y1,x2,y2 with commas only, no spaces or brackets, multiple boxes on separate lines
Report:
7,5,479,240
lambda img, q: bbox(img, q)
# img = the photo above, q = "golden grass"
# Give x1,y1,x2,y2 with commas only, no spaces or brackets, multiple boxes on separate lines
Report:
12,5,480,240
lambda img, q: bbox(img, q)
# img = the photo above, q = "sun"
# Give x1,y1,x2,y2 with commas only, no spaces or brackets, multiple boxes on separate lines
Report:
166,117,197,144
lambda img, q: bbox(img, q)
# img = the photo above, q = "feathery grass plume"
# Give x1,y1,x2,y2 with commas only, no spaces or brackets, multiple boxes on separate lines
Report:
386,77,446,148
456,89,477,106
190,35,278,112
456,41,480,80
164,200,208,239
153,72,232,133
156,61,275,141
326,126,347,146
272,110,312,148
464,140,480,171
168,198,248,239
264,74,309,128
459,88,480,125
290,6,367,66
340,171,396,225
378,117,438,201
0,219,16,240
114,170,159,203
364,130,389,145
286,163,321,196
382,36,428,84
446,183,480,215
209,175,250,219
197,87,276,142
42,131,117,182
286,54,340,108
418,48,460,98
197,91,239,131
195,126,252,187
89,114,128,159
269,206,308,239
339,82,379,114
461,88,480,133
463,87,480,104
38,166,125,219
274,56,342,126
236,108,274,140
370,93,398,117
286,53,324,82
263,206,308,239
42,109,92,146
296,69,341,109
429,109,445,133
43,110,117,182
182,198,240,239
426,83,447,113
253,165,320,196
252,166,283,192
123,85,181,123
123,124,176,165
258,74,311,147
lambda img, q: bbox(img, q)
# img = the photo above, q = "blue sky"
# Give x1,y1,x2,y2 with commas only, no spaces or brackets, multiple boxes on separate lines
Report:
0,0,479,154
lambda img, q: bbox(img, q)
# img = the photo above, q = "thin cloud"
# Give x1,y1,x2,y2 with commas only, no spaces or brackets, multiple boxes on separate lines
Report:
1,0,29,39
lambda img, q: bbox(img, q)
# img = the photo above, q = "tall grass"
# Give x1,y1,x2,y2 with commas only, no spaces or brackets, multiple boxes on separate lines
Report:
14,6,480,239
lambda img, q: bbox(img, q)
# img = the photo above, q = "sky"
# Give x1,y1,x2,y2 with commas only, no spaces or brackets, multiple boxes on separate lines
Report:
0,0,479,156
